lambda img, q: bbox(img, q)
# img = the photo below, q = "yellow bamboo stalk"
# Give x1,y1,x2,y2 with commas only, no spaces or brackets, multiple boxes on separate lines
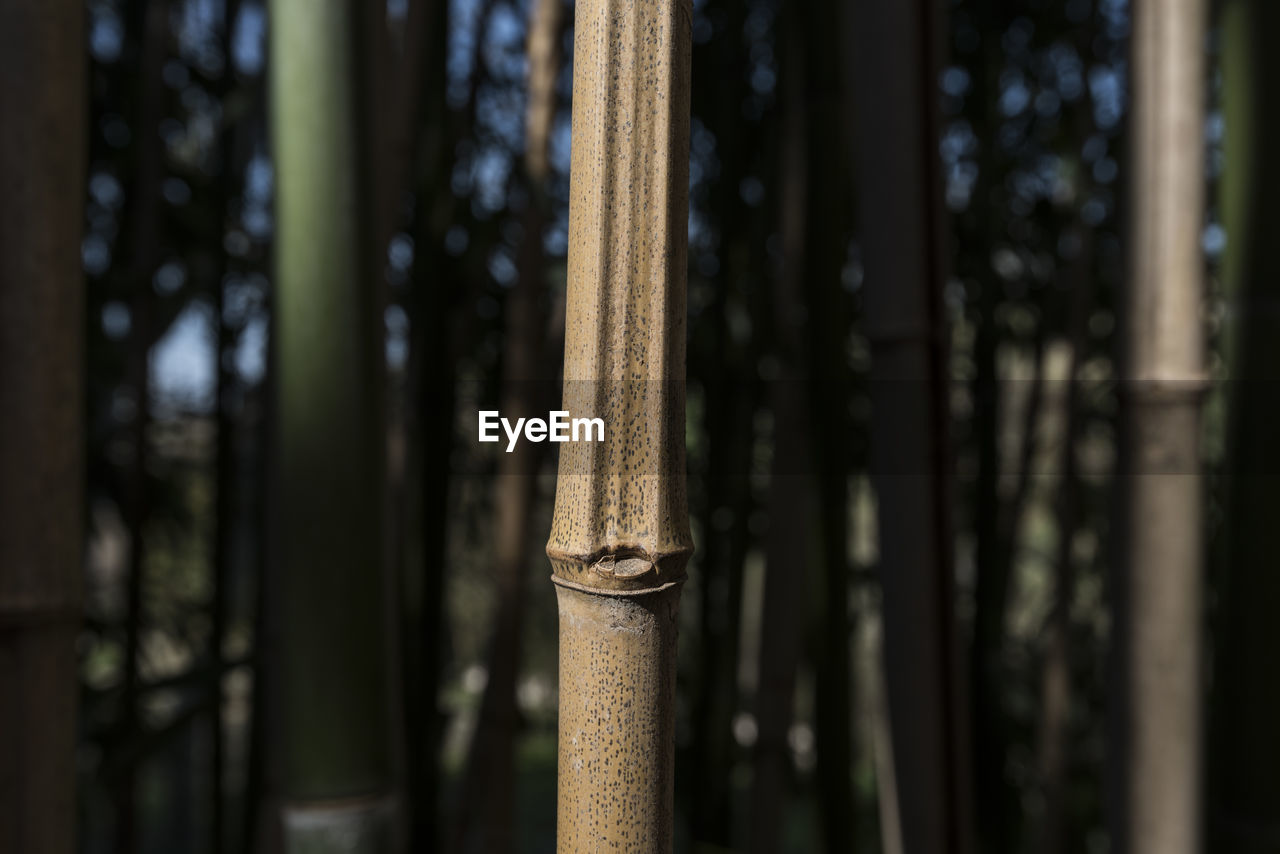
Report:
546,0,693,850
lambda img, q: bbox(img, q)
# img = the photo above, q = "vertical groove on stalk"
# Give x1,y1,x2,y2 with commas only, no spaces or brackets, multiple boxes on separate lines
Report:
547,0,693,850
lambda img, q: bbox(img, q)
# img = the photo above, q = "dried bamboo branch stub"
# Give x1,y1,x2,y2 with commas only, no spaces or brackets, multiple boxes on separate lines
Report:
0,3,85,853
1115,2,1207,853
546,0,693,851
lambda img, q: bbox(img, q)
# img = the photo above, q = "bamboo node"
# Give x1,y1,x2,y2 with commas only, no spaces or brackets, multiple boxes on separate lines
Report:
547,543,692,594
590,549,655,581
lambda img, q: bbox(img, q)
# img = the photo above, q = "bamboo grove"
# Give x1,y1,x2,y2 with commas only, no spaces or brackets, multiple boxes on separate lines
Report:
1,0,1278,852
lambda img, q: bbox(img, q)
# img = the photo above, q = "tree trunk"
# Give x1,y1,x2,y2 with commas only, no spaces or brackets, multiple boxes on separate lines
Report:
269,0,395,848
849,1,972,852
1210,1,1280,850
1112,2,1207,854
0,3,85,853
546,0,693,850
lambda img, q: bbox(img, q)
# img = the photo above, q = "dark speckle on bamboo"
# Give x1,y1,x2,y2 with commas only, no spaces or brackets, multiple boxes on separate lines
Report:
545,0,693,851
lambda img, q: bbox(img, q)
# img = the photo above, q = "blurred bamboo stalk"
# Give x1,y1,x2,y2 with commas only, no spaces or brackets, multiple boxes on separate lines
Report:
0,2,85,852
210,5,244,853
685,3,754,847
799,0,856,846
546,0,694,850
1211,1,1280,849
452,1,561,849
748,11,815,851
965,5,1016,847
849,0,972,852
401,0,453,850
118,1,169,847
269,0,395,848
1113,1,1207,853
524,0,563,184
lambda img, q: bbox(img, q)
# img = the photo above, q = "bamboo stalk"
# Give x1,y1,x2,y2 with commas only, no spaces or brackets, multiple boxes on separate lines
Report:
210,7,243,852
546,0,693,850
0,3,85,852
453,3,561,848
798,2,855,847
269,0,395,848
118,2,169,845
1113,2,1207,853
685,4,753,845
849,1,972,852
749,15,814,850
402,3,452,851
1211,1,1280,849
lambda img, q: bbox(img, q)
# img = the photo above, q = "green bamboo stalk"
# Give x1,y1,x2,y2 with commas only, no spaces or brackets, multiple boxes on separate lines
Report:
546,0,693,850
269,0,395,848
1210,1,1280,850
0,2,85,852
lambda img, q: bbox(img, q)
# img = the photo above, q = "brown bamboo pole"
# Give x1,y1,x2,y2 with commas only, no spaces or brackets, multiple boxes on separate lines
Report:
1113,1,1207,853
546,0,693,850
849,0,971,852
0,2,85,853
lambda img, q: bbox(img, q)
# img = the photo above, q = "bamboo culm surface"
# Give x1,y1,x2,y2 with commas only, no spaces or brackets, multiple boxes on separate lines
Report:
546,1,694,851
1114,2,1207,853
